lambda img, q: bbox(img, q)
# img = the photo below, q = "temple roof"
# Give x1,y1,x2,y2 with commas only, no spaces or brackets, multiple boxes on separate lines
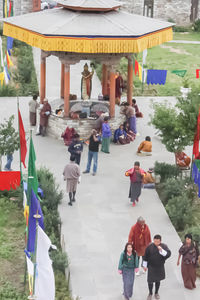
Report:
57,0,121,11
3,7,174,53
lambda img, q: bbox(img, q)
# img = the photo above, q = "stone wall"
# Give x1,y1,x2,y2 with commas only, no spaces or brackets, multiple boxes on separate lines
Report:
121,0,200,25
0,0,33,18
47,114,126,140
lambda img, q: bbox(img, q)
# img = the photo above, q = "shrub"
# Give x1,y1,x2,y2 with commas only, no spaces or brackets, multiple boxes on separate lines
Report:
0,282,27,300
193,19,200,32
51,251,68,274
159,177,184,205
166,194,194,231
154,161,180,182
0,85,17,96
173,26,189,32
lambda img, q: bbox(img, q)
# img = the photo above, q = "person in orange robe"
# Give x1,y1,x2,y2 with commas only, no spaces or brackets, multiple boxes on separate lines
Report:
128,216,151,275
175,152,191,168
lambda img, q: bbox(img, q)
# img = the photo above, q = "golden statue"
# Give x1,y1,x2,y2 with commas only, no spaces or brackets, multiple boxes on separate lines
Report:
81,63,94,100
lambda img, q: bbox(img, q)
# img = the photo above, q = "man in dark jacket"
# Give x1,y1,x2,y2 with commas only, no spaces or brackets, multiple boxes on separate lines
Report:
143,234,171,300
83,129,101,176
68,134,83,165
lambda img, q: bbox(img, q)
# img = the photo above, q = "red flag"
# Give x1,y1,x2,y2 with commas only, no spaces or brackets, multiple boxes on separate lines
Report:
0,171,21,191
18,109,27,168
193,109,200,158
134,60,139,75
8,1,12,17
196,69,200,79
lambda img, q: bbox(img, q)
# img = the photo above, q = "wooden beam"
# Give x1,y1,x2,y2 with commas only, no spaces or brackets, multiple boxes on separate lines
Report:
64,64,70,117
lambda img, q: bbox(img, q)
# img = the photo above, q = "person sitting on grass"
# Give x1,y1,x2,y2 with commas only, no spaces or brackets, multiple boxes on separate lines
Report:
175,151,191,169
137,136,152,156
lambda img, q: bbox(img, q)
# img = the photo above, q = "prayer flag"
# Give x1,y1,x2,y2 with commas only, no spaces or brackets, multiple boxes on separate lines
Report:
5,65,10,80
27,190,44,253
4,67,9,84
6,51,13,68
196,69,200,79
26,255,34,295
7,37,14,51
4,0,8,18
0,72,4,86
8,0,12,17
28,137,38,199
171,70,187,77
0,37,4,67
18,109,27,168
142,49,147,65
138,63,143,82
193,109,200,159
147,70,167,85
35,226,55,300
134,59,139,75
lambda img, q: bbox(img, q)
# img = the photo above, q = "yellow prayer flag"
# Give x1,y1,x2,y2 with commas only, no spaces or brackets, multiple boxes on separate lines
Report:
0,72,4,86
4,1,8,18
138,64,143,82
7,51,14,67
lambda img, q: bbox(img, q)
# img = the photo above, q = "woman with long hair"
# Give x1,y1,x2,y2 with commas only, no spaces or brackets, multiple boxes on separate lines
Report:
177,233,200,289
118,242,139,300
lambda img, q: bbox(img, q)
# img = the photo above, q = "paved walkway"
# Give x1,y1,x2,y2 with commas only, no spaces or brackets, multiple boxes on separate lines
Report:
0,48,199,300
169,40,200,44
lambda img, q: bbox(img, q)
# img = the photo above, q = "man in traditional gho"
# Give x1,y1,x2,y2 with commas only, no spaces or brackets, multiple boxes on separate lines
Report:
68,133,83,165
37,98,51,136
81,63,94,100
29,95,39,126
143,234,171,300
128,217,151,275
63,155,80,206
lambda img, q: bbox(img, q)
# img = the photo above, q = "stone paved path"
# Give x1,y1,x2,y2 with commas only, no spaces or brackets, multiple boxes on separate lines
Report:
0,47,200,300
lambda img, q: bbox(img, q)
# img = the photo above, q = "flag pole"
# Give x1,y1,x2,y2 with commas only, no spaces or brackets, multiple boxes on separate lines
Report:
17,97,23,186
32,210,41,299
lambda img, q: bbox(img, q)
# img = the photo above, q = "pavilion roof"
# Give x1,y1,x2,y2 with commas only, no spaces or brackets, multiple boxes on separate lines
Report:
57,0,122,11
3,7,173,53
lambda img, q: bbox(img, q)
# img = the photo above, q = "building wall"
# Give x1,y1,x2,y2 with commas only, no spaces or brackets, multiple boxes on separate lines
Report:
121,0,200,25
0,0,33,18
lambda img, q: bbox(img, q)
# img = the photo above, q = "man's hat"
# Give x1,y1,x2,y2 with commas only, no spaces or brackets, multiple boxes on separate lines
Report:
148,167,154,173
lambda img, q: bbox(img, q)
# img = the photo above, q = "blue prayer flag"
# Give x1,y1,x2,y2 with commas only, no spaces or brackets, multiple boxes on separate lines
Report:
7,37,13,51
27,189,44,253
147,70,167,85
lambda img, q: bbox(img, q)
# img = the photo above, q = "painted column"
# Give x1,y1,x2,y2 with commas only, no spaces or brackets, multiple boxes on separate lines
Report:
64,64,70,117
109,68,116,118
127,57,133,104
40,56,46,103
61,63,65,99
102,64,108,96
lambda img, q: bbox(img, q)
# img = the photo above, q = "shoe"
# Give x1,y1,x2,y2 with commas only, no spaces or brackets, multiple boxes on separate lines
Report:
135,270,140,276
72,198,76,202
155,294,160,299
83,170,89,174
147,294,152,300
92,172,96,176
132,202,136,207
36,133,41,136
136,198,139,202
68,202,72,206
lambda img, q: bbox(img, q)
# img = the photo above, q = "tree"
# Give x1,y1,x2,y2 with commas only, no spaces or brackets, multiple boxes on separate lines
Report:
0,116,20,171
150,87,200,154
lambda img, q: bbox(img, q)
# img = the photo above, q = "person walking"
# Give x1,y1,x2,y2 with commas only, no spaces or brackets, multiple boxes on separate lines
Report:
68,133,83,165
83,129,101,176
29,95,39,126
128,217,151,275
177,233,200,290
63,155,81,206
36,98,51,136
125,161,145,207
118,242,139,300
143,234,171,300
4,153,13,171
101,116,111,153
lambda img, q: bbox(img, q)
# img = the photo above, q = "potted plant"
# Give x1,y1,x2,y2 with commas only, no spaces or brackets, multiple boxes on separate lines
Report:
180,77,191,99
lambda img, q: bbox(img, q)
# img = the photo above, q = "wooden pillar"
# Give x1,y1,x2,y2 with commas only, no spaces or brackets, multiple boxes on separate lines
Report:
40,56,46,103
60,63,65,99
109,68,115,118
64,64,70,117
102,64,108,96
127,57,133,105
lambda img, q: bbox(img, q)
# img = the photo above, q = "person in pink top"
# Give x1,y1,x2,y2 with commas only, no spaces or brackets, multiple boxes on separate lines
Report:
125,161,145,207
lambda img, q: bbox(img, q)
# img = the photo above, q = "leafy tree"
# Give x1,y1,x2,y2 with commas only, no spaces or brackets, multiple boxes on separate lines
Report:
0,116,19,170
150,88,200,153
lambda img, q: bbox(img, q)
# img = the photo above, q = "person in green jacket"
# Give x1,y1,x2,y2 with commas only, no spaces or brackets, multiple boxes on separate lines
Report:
118,242,139,300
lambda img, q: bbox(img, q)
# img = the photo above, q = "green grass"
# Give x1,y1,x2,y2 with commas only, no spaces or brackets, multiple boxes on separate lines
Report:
0,196,25,293
132,42,200,96
173,32,200,41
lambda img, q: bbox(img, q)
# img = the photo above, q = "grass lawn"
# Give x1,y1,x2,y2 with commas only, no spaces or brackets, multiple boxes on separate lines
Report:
0,194,26,298
130,42,200,96
173,32,200,41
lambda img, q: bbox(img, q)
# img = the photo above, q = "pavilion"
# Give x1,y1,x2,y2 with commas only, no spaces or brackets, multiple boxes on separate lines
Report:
2,0,173,118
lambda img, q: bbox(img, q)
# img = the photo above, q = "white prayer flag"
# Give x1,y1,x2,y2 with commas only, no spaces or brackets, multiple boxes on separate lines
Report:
26,255,34,294
0,37,4,67
142,49,148,65
35,226,55,300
